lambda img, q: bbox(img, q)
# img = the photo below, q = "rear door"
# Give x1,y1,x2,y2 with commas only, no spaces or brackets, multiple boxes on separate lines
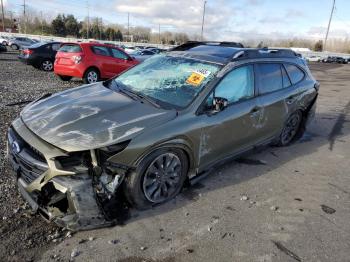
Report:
109,48,137,76
255,63,299,140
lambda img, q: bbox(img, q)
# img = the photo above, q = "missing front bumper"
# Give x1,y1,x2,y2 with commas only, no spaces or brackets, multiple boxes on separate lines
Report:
17,175,116,231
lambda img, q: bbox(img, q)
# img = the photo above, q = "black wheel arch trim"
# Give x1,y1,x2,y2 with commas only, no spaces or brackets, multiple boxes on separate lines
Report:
132,138,195,176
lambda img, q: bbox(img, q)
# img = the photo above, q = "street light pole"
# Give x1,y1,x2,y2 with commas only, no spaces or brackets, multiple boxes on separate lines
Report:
200,0,207,41
324,0,336,51
1,0,5,32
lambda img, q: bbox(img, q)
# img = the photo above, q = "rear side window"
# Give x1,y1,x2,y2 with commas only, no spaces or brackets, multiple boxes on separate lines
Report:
256,63,283,94
284,64,305,84
52,44,61,51
110,48,128,60
59,44,82,53
281,65,292,88
91,46,110,56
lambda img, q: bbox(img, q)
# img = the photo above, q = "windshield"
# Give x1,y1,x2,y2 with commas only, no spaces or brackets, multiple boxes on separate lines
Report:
114,54,221,108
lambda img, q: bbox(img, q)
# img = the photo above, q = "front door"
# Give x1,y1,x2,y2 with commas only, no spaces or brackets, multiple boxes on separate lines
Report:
198,65,263,170
109,48,137,76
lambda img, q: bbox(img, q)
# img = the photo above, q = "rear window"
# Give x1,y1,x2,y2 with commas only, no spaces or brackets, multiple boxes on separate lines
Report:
59,44,82,53
256,63,283,94
284,64,305,84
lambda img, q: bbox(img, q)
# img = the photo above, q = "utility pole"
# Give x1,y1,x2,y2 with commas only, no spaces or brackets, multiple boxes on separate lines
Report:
324,0,336,51
127,12,130,42
200,0,207,41
22,0,26,34
86,0,90,39
1,0,5,32
40,11,43,35
99,17,102,40
158,24,161,44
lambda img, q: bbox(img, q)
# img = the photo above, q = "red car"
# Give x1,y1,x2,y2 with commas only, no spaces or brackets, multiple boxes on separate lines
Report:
54,42,139,84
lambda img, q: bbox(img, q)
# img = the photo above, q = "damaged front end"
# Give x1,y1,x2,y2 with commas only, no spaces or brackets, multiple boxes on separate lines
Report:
7,118,131,231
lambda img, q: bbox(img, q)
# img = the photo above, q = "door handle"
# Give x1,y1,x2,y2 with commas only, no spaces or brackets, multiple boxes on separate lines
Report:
250,106,261,117
286,95,297,105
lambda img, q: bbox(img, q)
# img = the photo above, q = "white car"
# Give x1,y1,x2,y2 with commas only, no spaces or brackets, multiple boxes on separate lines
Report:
0,36,9,46
306,56,321,62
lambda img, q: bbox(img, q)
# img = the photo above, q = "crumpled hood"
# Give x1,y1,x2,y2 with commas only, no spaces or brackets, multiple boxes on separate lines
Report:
21,82,177,152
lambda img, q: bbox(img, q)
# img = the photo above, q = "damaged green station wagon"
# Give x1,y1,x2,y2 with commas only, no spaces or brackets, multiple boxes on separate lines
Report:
7,42,319,230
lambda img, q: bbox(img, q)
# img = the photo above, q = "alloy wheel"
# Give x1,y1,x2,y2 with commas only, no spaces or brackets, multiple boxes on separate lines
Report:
87,71,98,83
281,113,302,145
42,60,53,71
142,153,182,203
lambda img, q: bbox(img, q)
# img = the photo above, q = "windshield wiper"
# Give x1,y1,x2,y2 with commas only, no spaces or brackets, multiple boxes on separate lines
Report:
109,80,160,108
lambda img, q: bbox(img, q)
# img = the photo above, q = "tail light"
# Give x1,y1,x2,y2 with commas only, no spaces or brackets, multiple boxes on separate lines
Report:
72,55,83,64
23,49,34,56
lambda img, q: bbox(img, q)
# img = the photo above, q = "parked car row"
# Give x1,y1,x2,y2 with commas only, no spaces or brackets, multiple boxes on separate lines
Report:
17,41,140,84
321,56,349,64
305,55,350,64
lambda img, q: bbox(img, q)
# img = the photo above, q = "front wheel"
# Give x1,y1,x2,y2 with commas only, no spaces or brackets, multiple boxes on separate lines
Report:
124,149,188,209
57,75,73,81
83,68,100,84
277,111,303,146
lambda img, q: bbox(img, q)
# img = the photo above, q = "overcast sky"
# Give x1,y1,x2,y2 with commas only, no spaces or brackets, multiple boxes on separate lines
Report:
4,0,350,40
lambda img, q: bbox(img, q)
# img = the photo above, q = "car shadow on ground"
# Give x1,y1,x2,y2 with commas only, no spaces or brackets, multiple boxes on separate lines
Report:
111,108,350,227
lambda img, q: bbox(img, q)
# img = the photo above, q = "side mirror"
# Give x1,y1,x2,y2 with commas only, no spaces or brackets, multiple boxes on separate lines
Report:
213,97,228,112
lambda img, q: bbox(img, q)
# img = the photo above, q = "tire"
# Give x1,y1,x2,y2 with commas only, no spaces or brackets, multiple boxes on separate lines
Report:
83,68,100,84
2,41,6,45
41,59,54,71
11,44,19,50
276,111,303,146
124,148,188,209
58,75,73,81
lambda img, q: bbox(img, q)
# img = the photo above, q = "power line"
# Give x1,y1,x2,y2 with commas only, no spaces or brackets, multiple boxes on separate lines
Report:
324,0,336,51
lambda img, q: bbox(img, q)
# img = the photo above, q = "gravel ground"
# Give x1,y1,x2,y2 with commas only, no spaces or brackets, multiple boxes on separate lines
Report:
1,49,350,262
0,48,80,262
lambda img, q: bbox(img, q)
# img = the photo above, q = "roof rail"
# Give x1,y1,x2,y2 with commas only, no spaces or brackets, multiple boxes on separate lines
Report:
171,41,244,51
232,48,299,60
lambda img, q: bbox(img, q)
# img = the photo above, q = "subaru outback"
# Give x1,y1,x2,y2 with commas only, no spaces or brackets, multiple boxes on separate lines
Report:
7,41,319,230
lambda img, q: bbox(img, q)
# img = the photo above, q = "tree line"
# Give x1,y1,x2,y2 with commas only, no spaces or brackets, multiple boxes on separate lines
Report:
9,10,189,44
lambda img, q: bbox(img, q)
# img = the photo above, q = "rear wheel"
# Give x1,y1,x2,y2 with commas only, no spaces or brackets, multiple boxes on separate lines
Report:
83,68,100,84
41,60,53,71
124,149,188,209
11,44,19,50
57,75,73,81
277,111,303,146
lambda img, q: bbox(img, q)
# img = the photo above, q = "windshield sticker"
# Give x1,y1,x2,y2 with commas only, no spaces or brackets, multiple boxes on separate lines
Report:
195,69,211,77
186,72,205,86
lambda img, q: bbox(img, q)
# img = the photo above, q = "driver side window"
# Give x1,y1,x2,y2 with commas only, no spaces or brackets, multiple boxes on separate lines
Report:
214,65,255,104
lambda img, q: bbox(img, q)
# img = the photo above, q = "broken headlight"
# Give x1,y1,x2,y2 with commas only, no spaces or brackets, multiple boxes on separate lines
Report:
95,140,131,198
54,151,92,173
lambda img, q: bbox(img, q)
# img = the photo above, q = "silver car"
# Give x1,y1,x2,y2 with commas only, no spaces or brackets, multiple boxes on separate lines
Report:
9,37,37,50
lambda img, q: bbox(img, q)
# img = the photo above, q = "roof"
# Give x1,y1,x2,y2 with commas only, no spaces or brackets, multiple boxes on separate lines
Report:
170,42,301,65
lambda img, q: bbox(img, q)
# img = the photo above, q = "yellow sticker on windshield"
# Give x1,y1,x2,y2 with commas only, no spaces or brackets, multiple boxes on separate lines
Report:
186,72,205,86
